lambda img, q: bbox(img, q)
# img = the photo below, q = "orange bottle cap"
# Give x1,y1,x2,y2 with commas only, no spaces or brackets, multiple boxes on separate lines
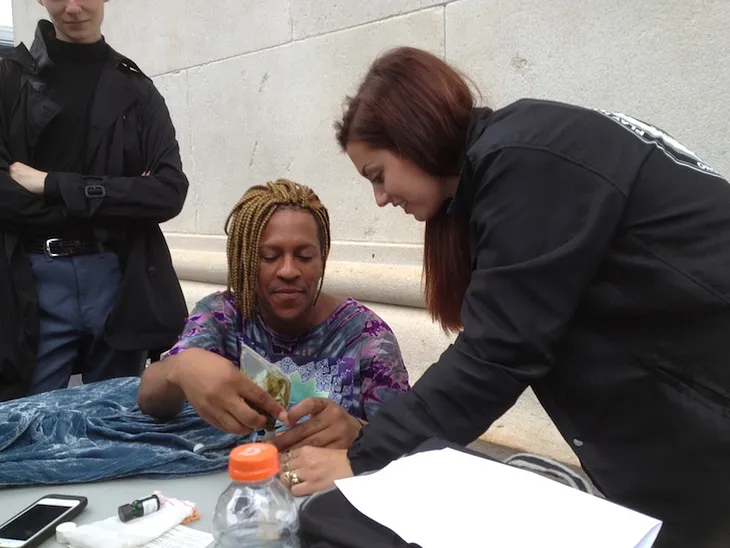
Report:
229,443,280,482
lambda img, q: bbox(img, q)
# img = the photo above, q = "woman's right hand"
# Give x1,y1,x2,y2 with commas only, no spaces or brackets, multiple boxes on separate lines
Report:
170,349,286,435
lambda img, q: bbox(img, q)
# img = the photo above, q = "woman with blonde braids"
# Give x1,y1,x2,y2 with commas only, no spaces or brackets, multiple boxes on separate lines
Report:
138,180,410,452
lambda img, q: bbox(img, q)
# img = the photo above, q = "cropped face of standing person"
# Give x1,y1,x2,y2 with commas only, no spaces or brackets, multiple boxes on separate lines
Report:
38,0,108,44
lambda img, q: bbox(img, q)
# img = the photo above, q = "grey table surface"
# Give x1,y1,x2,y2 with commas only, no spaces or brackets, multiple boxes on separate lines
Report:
0,471,232,547
0,439,574,547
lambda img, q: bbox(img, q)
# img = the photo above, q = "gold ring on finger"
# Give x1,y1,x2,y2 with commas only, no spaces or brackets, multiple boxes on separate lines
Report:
283,470,302,487
290,471,302,486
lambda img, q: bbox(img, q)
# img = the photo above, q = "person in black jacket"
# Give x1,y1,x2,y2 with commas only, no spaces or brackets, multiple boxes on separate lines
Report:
278,47,730,548
0,0,188,400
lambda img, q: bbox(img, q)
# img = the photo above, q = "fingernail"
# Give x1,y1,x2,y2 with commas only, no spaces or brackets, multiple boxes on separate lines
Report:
278,411,288,425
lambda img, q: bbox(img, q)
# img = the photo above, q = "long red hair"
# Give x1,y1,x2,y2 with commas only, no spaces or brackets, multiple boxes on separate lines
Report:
335,47,474,332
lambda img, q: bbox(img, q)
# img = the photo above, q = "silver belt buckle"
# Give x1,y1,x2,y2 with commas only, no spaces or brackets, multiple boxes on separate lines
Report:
44,238,70,258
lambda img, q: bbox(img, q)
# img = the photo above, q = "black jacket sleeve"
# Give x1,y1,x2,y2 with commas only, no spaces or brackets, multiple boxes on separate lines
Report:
44,83,188,223
0,61,67,226
347,148,627,473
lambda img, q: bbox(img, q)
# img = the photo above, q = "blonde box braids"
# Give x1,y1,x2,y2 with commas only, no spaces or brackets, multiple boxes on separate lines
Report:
224,179,331,320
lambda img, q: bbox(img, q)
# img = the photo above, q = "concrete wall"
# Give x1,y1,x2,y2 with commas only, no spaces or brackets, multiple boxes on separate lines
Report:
12,0,730,466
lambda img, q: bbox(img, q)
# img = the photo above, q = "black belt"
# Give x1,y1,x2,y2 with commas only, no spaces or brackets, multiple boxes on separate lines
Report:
24,237,111,257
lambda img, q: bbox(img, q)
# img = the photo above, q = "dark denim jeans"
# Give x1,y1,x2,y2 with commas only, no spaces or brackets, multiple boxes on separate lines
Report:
27,249,146,395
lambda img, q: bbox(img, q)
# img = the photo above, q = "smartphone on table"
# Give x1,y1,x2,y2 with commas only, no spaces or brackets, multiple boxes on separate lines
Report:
0,495,87,548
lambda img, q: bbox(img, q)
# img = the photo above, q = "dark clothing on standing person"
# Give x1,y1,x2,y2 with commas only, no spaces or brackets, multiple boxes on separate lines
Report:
0,21,189,401
33,35,108,175
23,27,148,395
347,99,730,548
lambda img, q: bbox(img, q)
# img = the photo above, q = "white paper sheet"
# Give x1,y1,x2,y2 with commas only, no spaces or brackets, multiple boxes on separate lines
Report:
335,448,662,548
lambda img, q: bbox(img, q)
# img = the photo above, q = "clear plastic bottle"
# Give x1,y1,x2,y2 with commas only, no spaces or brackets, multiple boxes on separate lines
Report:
212,443,300,548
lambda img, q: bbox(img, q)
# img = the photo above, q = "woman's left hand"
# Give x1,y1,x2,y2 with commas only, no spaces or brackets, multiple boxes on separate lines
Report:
279,446,354,496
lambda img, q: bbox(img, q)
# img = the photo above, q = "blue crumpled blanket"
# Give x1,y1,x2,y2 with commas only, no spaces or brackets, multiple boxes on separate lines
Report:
0,377,247,487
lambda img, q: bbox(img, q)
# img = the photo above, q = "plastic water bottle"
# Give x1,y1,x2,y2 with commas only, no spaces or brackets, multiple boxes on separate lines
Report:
212,443,300,547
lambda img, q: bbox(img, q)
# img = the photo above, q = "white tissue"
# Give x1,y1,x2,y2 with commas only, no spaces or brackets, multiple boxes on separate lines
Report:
63,492,195,548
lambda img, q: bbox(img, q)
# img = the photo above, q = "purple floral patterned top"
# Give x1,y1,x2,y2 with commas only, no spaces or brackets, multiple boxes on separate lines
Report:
166,292,410,420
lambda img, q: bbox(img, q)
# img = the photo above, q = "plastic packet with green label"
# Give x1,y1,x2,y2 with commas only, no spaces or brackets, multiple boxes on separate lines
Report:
239,344,291,435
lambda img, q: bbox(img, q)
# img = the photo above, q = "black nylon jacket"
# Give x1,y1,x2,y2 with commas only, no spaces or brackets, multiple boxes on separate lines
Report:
348,99,730,548
0,21,188,401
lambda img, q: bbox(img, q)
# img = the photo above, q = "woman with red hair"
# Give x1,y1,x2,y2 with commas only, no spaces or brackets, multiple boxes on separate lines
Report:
284,47,730,548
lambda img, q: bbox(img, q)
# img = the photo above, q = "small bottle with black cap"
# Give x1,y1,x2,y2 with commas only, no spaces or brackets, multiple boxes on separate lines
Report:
118,494,161,522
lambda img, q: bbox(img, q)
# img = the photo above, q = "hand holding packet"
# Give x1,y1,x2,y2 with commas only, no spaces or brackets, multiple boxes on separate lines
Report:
239,344,292,431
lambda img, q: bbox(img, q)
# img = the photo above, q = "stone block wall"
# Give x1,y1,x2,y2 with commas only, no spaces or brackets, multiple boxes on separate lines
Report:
12,0,729,465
